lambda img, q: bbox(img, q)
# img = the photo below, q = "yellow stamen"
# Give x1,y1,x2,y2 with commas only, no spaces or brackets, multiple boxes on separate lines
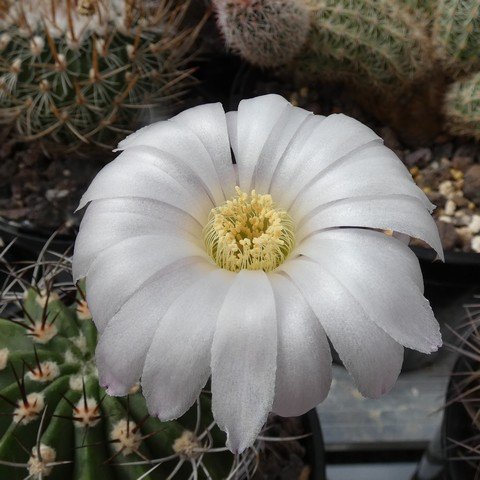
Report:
203,187,295,272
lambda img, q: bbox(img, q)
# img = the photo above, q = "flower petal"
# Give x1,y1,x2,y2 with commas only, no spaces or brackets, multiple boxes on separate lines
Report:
269,274,332,417
96,258,216,396
290,143,434,220
77,146,213,222
252,105,314,195
142,269,236,420
233,94,291,192
297,229,441,353
279,257,404,398
85,235,207,334
211,269,277,453
118,104,234,205
269,114,381,208
172,102,237,199
73,197,202,281
297,194,444,260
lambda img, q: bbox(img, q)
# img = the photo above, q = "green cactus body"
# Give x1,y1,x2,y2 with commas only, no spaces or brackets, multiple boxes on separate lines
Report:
0,283,237,479
0,0,200,151
433,0,480,74
296,0,432,89
444,71,480,140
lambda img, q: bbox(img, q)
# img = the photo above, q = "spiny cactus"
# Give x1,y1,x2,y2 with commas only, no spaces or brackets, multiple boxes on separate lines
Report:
443,298,480,479
0,254,258,479
294,0,432,89
443,71,480,140
432,0,480,75
0,0,202,152
212,0,310,68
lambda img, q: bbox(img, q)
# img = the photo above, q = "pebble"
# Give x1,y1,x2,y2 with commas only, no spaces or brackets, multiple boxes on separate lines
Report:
45,189,69,202
438,180,455,198
468,215,480,234
472,236,480,253
404,148,432,169
436,220,458,250
457,227,473,246
464,164,480,204
444,199,456,216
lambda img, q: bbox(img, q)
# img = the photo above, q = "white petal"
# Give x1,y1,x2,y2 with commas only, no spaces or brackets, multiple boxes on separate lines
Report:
172,102,237,199
279,257,403,398
269,274,332,416
118,105,233,205
269,114,381,208
252,105,313,194
96,258,215,395
234,94,290,191
297,229,441,353
297,194,444,260
77,147,213,222
211,270,277,453
86,235,207,334
290,143,434,220
73,197,202,281
142,269,236,420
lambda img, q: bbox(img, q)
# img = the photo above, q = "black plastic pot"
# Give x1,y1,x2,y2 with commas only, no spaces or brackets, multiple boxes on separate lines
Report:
303,409,327,480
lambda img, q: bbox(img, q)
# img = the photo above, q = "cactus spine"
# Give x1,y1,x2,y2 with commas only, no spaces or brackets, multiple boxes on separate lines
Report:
296,0,432,88
443,71,480,140
0,0,201,152
213,0,310,68
432,0,480,75
0,255,257,479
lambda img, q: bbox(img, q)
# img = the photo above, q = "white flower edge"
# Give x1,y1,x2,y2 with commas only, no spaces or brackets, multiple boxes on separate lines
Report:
74,94,443,453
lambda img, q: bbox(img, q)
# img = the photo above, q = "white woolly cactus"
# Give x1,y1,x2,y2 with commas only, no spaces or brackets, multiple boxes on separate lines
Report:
0,0,201,151
213,0,310,67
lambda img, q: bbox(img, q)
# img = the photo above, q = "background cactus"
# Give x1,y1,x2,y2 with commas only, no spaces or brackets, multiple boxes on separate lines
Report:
432,0,480,75
0,252,258,480
443,71,480,140
0,0,202,152
442,298,480,479
294,0,433,89
212,0,310,68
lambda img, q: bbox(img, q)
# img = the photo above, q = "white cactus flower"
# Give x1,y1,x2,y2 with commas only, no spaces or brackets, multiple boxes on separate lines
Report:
73,94,443,453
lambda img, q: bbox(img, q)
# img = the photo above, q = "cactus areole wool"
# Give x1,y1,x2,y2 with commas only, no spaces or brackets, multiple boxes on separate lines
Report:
74,94,444,453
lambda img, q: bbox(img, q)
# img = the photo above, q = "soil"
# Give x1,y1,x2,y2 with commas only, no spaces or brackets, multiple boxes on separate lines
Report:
0,140,111,236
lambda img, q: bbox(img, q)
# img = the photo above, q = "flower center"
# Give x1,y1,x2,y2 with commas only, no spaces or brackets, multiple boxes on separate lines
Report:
203,187,295,272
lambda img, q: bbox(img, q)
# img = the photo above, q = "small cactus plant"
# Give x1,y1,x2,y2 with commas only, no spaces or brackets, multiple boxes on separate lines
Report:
0,0,202,152
0,253,257,479
212,0,310,68
443,71,480,140
442,298,480,479
432,0,480,75
294,0,433,89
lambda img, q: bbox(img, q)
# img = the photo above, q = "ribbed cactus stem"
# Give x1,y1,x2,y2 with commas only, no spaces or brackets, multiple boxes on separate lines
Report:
296,0,432,89
433,0,480,75
444,72,480,140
